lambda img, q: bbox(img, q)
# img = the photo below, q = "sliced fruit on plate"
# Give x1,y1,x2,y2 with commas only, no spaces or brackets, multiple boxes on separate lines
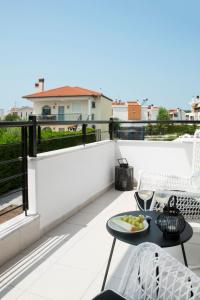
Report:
111,218,137,232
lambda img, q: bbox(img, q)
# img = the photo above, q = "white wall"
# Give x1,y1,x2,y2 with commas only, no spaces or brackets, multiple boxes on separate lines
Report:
31,98,90,116
28,139,194,231
16,107,33,120
112,106,128,120
141,107,159,121
0,139,197,267
28,141,115,231
115,140,193,181
99,96,112,132
100,96,112,121
169,110,186,121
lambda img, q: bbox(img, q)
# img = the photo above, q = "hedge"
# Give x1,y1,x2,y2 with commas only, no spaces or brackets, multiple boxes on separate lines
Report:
145,124,198,136
0,143,22,196
0,128,96,196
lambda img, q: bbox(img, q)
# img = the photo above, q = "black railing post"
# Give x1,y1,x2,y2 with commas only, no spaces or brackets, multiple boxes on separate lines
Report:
21,126,29,215
38,125,41,144
82,123,87,145
29,115,37,157
109,118,114,140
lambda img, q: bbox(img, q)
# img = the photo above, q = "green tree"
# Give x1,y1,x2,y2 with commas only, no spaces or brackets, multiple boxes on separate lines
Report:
156,107,170,136
157,107,170,121
4,113,20,121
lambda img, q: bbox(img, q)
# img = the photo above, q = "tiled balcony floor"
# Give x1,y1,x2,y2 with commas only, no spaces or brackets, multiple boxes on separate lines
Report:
0,188,200,300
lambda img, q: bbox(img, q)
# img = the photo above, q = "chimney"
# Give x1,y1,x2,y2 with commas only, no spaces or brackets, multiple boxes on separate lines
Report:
35,78,45,92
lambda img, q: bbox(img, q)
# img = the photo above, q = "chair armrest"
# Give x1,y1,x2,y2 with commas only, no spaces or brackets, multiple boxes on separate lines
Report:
92,290,126,300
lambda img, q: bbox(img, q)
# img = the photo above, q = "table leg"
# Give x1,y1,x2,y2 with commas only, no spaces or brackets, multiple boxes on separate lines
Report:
101,237,116,291
181,243,188,267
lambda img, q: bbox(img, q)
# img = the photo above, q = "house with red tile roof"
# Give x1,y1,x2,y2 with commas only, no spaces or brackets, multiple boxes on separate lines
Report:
168,108,186,120
23,79,113,131
112,100,141,121
112,100,160,121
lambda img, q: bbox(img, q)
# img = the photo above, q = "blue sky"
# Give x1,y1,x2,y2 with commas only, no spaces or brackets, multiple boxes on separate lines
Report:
0,0,200,110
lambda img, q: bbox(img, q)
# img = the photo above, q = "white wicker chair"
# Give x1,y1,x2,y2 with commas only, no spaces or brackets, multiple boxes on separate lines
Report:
117,242,200,300
135,190,200,269
137,139,200,193
150,191,200,223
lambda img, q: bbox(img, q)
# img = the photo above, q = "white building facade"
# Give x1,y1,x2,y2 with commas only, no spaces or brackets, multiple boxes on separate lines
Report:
141,105,160,121
112,102,162,122
23,79,112,131
10,106,33,120
169,108,186,120
185,96,200,121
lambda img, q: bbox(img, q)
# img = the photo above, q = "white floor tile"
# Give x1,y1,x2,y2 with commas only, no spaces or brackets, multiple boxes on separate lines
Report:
29,264,97,300
81,271,121,300
0,286,24,300
17,291,51,300
56,230,112,272
65,211,101,227
1,188,199,300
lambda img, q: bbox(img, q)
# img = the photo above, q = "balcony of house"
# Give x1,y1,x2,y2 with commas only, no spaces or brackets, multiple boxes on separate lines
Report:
37,113,95,122
0,119,200,299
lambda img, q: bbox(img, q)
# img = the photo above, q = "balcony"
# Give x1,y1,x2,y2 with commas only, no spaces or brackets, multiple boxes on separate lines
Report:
37,114,95,122
0,188,137,299
0,187,200,299
0,119,200,299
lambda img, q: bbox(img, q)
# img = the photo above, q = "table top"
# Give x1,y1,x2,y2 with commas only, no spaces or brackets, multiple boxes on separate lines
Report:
106,211,193,248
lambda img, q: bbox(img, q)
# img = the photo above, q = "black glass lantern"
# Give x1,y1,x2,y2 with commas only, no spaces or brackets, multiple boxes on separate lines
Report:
115,158,133,191
156,195,186,240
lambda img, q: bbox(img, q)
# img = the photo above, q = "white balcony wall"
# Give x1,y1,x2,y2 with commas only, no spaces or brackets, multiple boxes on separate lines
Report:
0,139,196,266
31,97,91,116
28,141,115,232
115,140,193,181
112,105,128,120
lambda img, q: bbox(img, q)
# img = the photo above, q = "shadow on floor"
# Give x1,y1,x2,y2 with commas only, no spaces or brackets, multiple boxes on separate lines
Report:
0,189,125,298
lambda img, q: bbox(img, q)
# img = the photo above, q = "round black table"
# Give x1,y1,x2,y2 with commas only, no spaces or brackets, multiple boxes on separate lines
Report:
101,211,193,291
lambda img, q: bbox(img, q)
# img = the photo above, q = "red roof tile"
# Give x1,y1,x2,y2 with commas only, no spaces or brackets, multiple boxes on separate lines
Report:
169,109,178,112
23,86,102,99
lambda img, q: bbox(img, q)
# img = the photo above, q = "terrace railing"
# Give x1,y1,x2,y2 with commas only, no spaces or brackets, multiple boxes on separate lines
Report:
36,113,95,122
0,121,32,220
0,116,200,222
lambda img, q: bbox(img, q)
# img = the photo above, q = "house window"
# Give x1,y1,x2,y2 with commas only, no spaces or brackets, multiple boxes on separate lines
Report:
92,101,96,109
59,128,65,132
42,105,51,115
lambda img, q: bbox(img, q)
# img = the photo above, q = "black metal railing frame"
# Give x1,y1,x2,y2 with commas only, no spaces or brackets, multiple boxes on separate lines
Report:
1,117,200,158
0,123,32,217
0,116,200,219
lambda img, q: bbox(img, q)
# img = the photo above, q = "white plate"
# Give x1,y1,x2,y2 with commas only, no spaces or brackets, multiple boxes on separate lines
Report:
108,217,149,233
